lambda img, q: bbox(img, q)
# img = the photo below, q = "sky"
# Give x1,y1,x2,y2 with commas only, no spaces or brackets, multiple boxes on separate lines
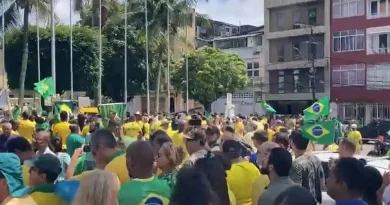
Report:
53,0,264,26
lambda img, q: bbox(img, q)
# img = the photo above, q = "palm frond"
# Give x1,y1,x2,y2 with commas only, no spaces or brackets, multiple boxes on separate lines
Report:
0,0,19,31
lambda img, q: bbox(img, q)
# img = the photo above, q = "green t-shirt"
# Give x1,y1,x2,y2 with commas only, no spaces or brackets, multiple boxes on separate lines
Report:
66,133,85,157
36,122,50,131
118,176,171,205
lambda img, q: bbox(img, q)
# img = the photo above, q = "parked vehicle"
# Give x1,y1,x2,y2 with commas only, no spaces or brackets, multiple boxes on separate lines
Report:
358,120,390,143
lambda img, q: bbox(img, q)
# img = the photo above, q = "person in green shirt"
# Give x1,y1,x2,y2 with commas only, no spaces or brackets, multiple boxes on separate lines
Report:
66,124,85,157
118,141,171,205
35,116,50,132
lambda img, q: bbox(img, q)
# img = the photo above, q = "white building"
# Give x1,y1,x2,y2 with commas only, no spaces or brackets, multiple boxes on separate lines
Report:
210,28,266,116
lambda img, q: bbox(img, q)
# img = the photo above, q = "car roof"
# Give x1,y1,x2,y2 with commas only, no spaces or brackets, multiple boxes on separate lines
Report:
312,151,390,174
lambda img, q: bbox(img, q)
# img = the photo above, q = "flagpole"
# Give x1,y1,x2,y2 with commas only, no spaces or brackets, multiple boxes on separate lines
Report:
98,0,102,105
185,27,189,113
51,0,56,93
166,3,170,113
124,0,127,103
2,1,5,90
145,0,150,115
70,0,74,100
36,2,40,82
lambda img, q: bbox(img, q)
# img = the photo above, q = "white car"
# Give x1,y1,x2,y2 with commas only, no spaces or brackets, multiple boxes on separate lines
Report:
312,151,390,205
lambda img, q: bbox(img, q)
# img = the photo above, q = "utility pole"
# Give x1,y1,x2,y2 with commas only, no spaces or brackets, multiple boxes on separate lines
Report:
308,26,316,103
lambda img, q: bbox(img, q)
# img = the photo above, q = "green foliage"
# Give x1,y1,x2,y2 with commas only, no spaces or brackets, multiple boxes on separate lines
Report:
171,47,249,110
102,18,147,102
5,25,100,94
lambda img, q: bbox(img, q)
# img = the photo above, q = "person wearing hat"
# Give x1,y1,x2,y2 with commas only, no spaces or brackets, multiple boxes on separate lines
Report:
182,129,208,168
27,154,67,205
0,153,36,205
347,124,363,153
134,111,144,129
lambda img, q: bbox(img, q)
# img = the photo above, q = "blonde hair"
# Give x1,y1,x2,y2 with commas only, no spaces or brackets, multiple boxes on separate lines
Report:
72,170,120,205
160,142,185,167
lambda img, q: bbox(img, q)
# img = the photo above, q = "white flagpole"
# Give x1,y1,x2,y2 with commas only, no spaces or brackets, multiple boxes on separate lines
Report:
51,0,56,93
36,2,40,82
185,27,189,113
166,4,170,113
124,0,127,103
145,0,150,115
98,0,102,104
2,1,5,89
70,0,74,100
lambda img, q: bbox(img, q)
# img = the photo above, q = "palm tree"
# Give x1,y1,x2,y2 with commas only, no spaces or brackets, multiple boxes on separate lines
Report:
0,0,53,105
74,0,113,27
128,0,208,112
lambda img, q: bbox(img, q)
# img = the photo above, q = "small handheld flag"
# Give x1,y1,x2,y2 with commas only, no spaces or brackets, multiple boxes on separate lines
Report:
262,100,276,113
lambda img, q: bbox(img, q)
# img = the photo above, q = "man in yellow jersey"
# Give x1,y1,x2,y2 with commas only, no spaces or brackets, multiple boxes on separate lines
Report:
142,115,150,140
72,129,129,185
123,116,142,140
9,120,19,135
347,124,363,153
28,154,67,205
234,118,245,137
52,111,71,149
0,153,36,205
18,112,36,143
151,115,164,133
161,119,174,138
135,111,144,128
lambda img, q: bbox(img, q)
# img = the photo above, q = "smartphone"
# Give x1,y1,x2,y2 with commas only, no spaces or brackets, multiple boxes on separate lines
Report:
83,144,91,152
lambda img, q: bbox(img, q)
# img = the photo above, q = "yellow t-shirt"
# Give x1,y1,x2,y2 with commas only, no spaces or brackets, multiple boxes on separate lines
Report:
165,127,175,138
81,125,89,136
234,122,245,137
11,130,19,135
251,175,270,204
22,164,30,186
72,151,130,185
136,120,144,128
53,122,71,149
226,161,260,205
275,126,284,133
123,122,142,137
267,129,275,142
151,121,161,133
143,123,150,139
347,130,362,152
171,131,189,159
17,119,35,143
228,186,237,205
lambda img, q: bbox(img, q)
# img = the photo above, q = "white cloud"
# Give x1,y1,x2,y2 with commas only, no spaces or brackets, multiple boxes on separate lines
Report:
54,0,263,26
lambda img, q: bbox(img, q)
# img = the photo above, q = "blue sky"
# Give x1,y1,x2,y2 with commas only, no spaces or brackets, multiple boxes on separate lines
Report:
54,0,264,26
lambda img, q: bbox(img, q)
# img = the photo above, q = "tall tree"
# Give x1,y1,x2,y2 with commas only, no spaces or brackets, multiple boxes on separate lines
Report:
0,0,54,105
171,47,249,111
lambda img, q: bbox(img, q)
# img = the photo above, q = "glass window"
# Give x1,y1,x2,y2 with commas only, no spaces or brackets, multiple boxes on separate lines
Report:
308,8,317,25
253,62,259,68
333,2,342,18
254,70,259,76
247,63,252,70
371,0,379,16
333,0,365,18
333,29,365,52
332,64,365,86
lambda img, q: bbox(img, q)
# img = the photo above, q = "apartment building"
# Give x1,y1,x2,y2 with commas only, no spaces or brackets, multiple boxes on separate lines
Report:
264,0,331,114
331,0,390,124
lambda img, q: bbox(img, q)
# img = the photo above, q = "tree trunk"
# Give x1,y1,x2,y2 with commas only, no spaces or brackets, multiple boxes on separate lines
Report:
18,5,30,106
155,58,162,112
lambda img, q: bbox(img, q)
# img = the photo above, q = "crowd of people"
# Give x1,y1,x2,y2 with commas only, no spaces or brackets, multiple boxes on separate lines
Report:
0,110,385,205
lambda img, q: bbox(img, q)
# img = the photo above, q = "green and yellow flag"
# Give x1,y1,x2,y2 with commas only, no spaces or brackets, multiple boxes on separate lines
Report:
34,77,55,100
302,120,334,145
262,100,276,113
53,101,77,123
303,96,330,120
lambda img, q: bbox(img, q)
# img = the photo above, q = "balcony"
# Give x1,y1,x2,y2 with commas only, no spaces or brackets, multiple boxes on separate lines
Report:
267,25,325,40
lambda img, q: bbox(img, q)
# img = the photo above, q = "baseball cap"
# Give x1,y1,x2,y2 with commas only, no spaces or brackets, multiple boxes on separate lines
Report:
25,154,62,177
135,111,141,115
0,153,30,197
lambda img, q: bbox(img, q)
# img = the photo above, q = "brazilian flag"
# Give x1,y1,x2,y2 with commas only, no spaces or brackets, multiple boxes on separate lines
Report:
262,100,276,113
302,120,334,145
303,96,330,120
53,101,78,123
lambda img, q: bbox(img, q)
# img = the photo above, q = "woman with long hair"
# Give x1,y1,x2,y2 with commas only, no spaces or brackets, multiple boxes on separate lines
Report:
72,170,120,205
170,167,218,205
156,142,185,190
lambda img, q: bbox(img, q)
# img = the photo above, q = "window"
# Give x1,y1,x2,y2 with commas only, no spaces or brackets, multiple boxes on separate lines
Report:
278,45,285,62
369,0,390,18
368,32,390,54
332,64,365,87
247,62,260,78
333,0,364,18
333,29,365,52
293,10,302,27
367,63,390,89
308,8,317,25
277,71,285,94
292,42,302,60
276,12,284,30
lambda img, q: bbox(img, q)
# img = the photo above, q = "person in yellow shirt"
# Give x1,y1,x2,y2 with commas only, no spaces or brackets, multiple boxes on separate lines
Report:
234,118,245,137
347,124,363,153
223,140,260,205
17,112,36,143
28,154,67,205
52,111,71,149
72,129,129,185
9,120,19,135
274,120,285,133
151,116,163,133
161,120,174,138
142,116,150,140
123,116,142,140
264,123,275,142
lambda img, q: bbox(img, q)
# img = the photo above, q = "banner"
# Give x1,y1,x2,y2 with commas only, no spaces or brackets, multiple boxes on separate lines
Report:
98,103,126,126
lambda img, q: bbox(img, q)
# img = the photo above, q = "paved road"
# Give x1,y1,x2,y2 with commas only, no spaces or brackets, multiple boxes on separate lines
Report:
314,144,374,155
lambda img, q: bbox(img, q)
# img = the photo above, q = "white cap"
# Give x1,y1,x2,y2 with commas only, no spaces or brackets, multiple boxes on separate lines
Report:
351,124,357,129
135,111,141,115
